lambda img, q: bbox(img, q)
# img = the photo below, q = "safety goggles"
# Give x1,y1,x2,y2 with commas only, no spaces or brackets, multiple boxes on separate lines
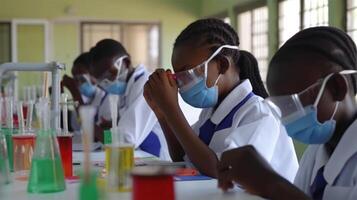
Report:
264,70,357,124
98,55,128,89
174,45,239,91
97,55,128,82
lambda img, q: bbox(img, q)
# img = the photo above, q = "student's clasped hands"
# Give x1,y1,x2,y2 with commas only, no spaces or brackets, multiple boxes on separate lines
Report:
144,69,180,118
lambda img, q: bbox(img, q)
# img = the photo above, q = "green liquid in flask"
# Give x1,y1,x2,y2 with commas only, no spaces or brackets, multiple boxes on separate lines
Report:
27,156,65,193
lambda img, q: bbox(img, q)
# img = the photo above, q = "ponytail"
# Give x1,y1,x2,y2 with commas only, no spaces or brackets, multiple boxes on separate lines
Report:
237,50,269,98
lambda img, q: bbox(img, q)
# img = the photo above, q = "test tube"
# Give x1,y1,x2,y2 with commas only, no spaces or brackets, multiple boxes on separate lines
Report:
61,94,69,135
109,95,118,129
79,106,96,182
5,97,13,130
26,101,34,132
17,101,24,134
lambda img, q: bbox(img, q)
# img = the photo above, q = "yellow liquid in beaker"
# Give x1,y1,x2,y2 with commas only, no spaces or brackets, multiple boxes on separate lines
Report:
106,144,134,192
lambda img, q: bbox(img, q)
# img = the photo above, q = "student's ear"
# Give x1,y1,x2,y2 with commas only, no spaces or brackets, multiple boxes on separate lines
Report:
124,57,131,69
327,73,348,101
216,56,230,75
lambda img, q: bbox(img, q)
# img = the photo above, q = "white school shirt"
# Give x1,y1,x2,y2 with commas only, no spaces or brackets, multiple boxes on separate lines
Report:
294,119,357,200
117,64,170,161
187,79,299,182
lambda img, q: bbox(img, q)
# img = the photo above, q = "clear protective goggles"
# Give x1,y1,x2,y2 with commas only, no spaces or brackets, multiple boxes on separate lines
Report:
264,70,357,124
98,55,128,88
174,45,239,91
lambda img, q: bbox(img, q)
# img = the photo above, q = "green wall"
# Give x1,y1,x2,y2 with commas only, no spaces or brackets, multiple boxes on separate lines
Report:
0,0,202,71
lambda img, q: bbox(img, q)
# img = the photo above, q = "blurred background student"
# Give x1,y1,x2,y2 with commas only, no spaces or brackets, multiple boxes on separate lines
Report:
89,39,170,160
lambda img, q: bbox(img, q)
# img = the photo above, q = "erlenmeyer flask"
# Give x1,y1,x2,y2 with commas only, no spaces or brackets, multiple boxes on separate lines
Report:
0,132,11,185
27,98,65,193
3,97,15,172
27,129,65,193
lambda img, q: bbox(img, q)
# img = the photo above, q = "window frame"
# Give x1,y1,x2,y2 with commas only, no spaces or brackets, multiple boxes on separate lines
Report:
277,0,329,46
235,1,269,83
346,0,357,37
80,21,162,67
234,0,268,51
0,22,12,63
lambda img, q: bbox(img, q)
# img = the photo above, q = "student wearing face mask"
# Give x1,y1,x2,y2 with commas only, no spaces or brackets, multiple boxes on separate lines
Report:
62,52,112,131
217,27,357,200
89,39,170,160
144,18,298,179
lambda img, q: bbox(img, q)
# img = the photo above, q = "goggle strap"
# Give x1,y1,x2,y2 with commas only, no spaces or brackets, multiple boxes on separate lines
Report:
313,70,357,107
313,73,334,107
204,45,239,80
330,101,339,120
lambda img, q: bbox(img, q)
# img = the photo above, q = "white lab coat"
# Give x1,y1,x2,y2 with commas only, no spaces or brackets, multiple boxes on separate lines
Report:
294,119,357,199
187,79,299,182
116,65,170,161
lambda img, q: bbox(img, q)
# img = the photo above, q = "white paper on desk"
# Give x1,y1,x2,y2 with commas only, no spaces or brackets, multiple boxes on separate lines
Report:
73,151,105,164
72,142,103,152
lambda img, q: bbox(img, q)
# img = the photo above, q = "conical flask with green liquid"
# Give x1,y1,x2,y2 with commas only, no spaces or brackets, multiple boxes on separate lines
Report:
27,98,65,193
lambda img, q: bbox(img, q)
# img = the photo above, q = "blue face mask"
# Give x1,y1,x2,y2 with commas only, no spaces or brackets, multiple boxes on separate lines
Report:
175,45,239,108
267,70,357,144
103,80,127,95
79,82,96,98
179,77,220,108
276,74,339,144
284,105,337,144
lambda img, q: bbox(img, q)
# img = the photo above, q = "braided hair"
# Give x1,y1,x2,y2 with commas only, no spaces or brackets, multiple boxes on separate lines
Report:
73,52,91,68
268,26,357,94
72,52,91,75
174,18,269,98
89,39,129,77
90,39,128,62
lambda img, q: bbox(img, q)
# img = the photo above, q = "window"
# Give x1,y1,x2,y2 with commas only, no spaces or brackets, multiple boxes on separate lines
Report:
347,0,357,42
81,22,161,71
0,22,11,64
278,0,328,46
303,0,328,28
279,0,301,46
237,6,269,83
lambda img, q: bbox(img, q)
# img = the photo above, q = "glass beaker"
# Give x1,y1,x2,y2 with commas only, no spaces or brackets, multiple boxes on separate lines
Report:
12,134,36,179
57,134,73,178
27,129,65,193
107,143,134,192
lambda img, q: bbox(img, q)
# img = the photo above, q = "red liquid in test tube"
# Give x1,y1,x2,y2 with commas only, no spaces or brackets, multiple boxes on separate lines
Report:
57,135,73,178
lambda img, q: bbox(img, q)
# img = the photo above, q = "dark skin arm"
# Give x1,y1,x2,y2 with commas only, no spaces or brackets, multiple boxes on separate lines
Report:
144,80,185,161
144,69,219,177
218,146,311,200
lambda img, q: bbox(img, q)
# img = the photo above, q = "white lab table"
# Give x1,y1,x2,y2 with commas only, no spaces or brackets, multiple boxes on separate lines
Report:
2,151,265,200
